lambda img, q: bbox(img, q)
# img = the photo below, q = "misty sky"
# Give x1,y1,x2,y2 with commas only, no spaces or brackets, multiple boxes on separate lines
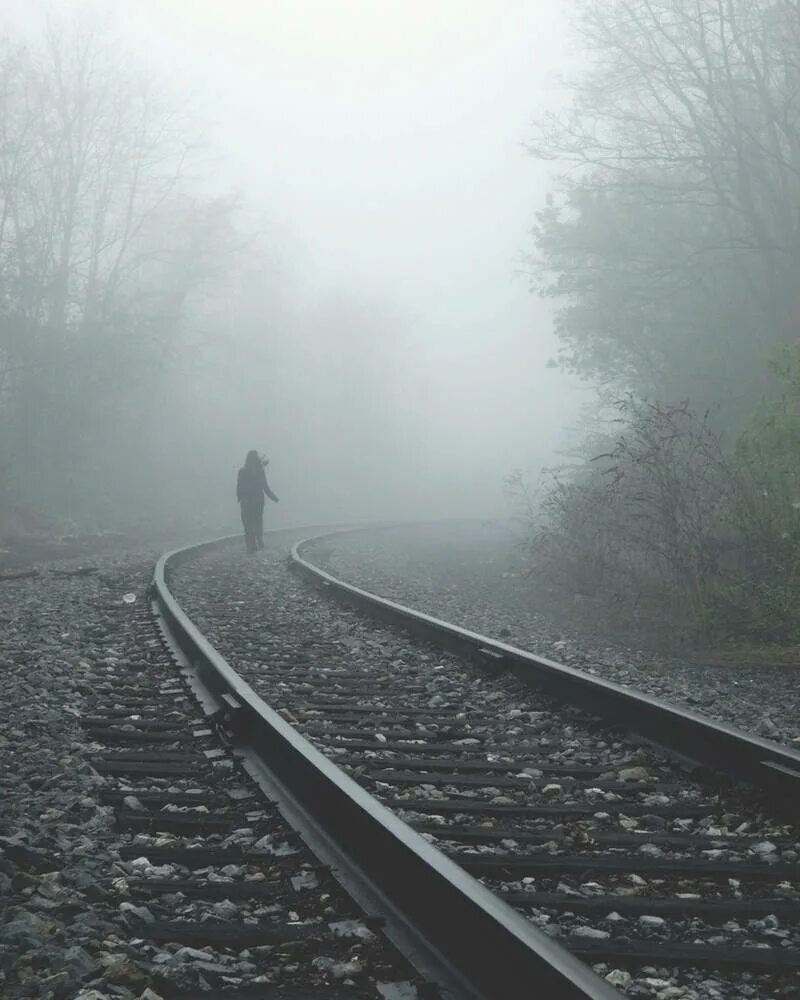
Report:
6,1,583,521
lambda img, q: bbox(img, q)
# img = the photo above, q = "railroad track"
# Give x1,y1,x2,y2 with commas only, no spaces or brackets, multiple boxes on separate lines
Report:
163,527,800,1000
66,537,444,1000
42,526,795,997
152,532,613,1000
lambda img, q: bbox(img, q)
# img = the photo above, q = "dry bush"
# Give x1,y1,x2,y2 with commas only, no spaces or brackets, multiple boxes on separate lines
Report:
522,389,800,646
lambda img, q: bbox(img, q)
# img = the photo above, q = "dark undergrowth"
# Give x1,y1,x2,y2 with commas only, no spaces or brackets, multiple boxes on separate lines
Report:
511,347,800,653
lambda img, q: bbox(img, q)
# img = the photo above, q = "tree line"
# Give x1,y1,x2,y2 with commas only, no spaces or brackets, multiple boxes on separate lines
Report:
0,16,427,542
525,0,800,645
0,19,241,534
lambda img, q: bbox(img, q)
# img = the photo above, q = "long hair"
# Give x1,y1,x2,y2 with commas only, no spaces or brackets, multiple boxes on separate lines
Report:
244,450,262,473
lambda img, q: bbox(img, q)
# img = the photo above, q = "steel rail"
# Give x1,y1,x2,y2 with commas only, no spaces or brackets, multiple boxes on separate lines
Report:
290,528,800,826
152,532,618,1000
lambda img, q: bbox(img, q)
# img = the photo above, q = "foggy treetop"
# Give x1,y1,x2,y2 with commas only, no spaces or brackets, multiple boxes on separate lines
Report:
1,2,576,537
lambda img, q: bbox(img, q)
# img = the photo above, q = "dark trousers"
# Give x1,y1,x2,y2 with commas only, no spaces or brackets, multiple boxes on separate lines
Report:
241,503,264,554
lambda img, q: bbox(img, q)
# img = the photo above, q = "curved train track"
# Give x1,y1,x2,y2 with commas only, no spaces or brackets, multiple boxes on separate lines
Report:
64,525,800,1000
68,533,429,1000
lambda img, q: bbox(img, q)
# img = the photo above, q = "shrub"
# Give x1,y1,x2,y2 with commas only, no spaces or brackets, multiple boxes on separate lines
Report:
523,364,800,646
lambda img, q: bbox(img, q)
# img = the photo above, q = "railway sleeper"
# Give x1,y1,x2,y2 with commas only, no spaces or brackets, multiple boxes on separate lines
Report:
118,845,306,867
91,757,218,777
82,725,190,743
334,753,606,775
365,769,674,791
459,853,800,879
100,788,252,807
504,890,800,921
302,724,480,742
415,824,797,851
570,938,800,970
80,715,192,731
112,809,277,834
125,876,286,900
133,917,330,948
387,797,718,817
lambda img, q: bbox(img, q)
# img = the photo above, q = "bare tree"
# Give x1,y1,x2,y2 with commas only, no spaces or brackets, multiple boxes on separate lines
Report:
0,18,236,528
530,0,800,417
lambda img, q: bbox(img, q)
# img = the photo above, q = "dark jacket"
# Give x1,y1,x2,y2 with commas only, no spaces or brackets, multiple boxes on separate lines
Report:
237,465,278,509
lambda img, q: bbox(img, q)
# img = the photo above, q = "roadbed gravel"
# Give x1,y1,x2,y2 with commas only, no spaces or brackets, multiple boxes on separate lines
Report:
307,521,800,751
1,533,420,1000
0,547,159,998
172,535,800,1000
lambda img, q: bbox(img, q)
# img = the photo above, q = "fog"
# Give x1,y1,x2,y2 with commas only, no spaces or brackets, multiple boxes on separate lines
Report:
1,1,582,536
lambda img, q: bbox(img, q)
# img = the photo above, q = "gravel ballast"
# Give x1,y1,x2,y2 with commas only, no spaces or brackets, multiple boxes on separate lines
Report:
309,521,800,751
4,523,797,999
0,548,160,998
1,535,419,999
171,533,800,1000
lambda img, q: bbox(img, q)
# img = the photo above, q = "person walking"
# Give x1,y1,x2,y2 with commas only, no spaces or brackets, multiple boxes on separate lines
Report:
237,450,279,554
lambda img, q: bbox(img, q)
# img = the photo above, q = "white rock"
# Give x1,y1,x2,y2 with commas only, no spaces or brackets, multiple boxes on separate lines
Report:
571,926,610,939
331,959,363,979
212,899,238,919
639,843,663,857
751,841,777,854
618,766,649,781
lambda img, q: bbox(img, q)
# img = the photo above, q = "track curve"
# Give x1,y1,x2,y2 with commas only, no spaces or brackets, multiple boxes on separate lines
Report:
157,525,800,1000
290,528,800,824
154,529,617,1000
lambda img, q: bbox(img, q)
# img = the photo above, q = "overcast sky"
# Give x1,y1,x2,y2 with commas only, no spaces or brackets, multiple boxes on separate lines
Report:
5,1,583,520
